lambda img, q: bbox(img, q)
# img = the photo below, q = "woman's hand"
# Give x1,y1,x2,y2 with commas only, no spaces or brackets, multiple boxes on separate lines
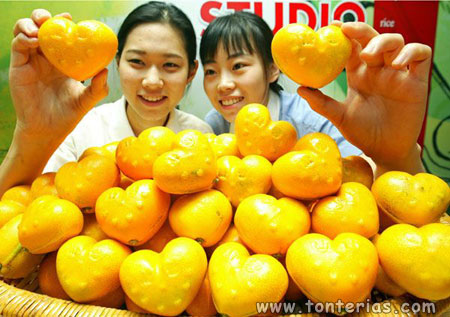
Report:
297,22,430,174
10,8,109,141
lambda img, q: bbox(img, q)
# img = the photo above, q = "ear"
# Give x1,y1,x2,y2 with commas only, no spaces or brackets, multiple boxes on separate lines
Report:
268,62,280,84
116,54,121,67
187,60,199,84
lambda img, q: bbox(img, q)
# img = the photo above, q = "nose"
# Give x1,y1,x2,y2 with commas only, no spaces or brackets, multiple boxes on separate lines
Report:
142,66,163,89
217,72,235,92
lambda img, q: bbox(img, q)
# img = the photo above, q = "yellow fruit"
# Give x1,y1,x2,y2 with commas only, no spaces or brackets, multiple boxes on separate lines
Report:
209,242,288,316
372,172,450,226
120,237,207,316
272,23,351,88
0,214,44,279
38,16,118,81
235,104,297,161
215,155,272,207
312,182,379,239
235,194,310,255
169,189,232,247
376,223,450,300
286,233,378,308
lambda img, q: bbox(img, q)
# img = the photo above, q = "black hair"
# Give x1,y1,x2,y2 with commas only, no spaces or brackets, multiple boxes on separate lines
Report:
200,11,283,94
117,1,197,70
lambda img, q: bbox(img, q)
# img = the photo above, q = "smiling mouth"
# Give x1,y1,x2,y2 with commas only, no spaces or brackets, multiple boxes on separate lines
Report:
139,95,167,106
220,97,244,107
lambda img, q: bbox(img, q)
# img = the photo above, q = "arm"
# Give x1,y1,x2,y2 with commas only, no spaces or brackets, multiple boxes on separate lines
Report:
0,9,108,196
297,22,430,177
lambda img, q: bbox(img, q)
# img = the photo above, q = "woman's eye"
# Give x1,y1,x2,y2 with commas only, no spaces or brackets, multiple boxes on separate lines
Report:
233,63,245,70
128,59,143,66
204,69,216,76
164,62,179,69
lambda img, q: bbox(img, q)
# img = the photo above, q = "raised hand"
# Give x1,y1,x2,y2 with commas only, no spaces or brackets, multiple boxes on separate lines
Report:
297,22,431,173
10,8,109,140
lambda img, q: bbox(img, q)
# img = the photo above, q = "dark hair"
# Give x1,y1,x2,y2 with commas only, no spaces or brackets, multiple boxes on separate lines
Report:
117,1,197,70
200,11,283,94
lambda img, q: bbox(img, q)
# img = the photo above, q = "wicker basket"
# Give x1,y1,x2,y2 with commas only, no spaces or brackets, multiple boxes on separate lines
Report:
1,277,449,317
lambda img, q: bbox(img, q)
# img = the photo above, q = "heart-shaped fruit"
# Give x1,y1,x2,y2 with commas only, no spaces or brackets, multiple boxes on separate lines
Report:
312,182,379,239
272,23,351,88
79,141,119,162
0,200,26,228
215,155,272,207
120,237,207,316
235,194,310,255
209,242,288,316
235,104,297,162
169,189,232,247
372,172,450,226
38,17,118,81
286,233,378,307
273,132,342,200
30,172,58,199
116,127,176,180
153,130,217,194
96,179,170,246
18,195,83,254
205,133,241,158
55,154,120,213
376,223,450,300
56,235,131,302
2,185,32,206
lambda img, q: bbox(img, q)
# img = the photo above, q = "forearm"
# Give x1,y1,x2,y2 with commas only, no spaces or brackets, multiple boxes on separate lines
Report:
361,143,425,179
0,129,62,196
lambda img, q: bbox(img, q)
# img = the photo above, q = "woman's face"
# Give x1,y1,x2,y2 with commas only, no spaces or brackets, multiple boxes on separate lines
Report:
203,42,279,123
118,22,196,128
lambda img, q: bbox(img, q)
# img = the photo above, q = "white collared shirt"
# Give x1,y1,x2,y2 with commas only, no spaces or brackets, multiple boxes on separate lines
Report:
44,96,213,172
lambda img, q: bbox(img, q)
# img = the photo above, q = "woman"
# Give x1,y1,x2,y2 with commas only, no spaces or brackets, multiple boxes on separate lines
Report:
200,11,430,176
0,1,212,195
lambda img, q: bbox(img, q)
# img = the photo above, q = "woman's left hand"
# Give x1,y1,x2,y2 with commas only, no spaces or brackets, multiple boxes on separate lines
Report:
297,22,431,173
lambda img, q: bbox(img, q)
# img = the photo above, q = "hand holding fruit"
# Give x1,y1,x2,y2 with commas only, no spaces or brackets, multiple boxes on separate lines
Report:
10,9,110,142
274,22,431,174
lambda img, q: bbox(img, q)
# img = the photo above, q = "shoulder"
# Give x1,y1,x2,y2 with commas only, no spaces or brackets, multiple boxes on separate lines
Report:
172,109,213,134
205,109,229,135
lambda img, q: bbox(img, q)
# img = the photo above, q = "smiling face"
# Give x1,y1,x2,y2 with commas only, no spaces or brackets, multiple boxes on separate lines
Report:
203,42,279,123
118,22,197,133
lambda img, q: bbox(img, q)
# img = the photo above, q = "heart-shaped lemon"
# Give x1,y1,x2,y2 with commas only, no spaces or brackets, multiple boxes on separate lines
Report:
116,127,176,180
312,182,379,239
376,223,450,301
272,132,342,200
55,154,120,212
209,242,288,316
18,195,83,254
272,23,351,88
120,237,207,316
235,103,297,162
372,172,450,226
56,235,131,302
95,179,170,246
153,130,217,194
38,17,118,81
286,233,378,306
215,155,272,207
234,194,310,255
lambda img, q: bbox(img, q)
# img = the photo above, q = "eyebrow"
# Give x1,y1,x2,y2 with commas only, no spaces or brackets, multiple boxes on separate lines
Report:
203,51,250,65
125,49,184,59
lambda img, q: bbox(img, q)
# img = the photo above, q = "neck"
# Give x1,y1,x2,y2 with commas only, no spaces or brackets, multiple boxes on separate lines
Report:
126,103,170,136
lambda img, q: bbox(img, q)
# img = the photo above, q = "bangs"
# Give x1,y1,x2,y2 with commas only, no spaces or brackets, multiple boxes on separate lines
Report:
200,16,256,63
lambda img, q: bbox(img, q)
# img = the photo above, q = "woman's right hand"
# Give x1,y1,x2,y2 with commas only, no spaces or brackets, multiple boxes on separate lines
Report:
10,8,109,141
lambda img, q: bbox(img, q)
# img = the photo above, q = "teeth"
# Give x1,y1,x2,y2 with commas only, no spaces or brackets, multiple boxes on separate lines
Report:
221,97,242,106
142,96,163,102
